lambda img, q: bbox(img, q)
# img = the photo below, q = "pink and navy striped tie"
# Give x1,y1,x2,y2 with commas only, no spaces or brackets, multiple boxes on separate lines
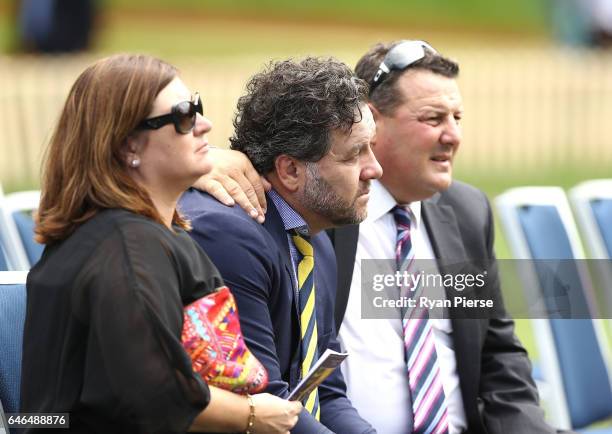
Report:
393,205,449,434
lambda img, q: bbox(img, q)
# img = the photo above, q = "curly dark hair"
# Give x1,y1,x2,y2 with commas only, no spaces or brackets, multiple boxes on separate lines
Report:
230,57,369,174
355,41,459,115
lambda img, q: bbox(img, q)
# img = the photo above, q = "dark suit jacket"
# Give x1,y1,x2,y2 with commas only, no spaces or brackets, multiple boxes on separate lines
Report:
329,181,557,434
180,189,375,434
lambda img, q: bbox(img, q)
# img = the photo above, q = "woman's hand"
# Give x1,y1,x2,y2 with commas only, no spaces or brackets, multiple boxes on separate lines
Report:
250,393,302,434
192,148,270,223
189,387,300,433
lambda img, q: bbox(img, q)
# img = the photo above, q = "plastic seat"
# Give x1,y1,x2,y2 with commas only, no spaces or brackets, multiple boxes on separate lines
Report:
0,271,28,417
495,187,612,432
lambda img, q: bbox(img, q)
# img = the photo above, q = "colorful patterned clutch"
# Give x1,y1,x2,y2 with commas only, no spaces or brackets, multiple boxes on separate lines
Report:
182,286,268,394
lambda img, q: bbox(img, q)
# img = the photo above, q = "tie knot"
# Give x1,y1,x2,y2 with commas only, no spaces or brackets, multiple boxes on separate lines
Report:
292,232,314,257
392,205,413,230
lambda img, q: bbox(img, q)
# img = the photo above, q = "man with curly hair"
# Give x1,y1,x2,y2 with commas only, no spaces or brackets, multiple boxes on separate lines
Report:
180,57,381,434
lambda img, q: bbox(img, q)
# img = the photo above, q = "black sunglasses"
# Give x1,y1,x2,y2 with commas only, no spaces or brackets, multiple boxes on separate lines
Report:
369,40,437,95
138,93,203,134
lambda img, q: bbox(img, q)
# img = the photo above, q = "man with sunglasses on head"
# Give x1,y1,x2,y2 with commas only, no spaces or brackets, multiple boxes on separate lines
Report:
198,41,569,434
180,57,381,434
326,40,569,434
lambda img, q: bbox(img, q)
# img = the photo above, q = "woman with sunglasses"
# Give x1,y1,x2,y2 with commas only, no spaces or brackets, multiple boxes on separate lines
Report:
19,54,301,434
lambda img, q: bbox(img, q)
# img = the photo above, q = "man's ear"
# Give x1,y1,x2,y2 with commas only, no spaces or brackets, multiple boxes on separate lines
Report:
273,154,306,193
368,102,383,124
367,103,381,149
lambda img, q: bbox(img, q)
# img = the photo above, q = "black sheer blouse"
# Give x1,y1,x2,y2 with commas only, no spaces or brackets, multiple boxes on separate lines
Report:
20,209,224,433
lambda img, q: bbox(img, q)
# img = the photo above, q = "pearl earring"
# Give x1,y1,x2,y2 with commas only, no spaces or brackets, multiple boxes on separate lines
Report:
130,158,140,168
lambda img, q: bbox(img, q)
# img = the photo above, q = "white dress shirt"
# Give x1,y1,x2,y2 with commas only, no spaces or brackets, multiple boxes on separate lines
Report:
338,180,467,434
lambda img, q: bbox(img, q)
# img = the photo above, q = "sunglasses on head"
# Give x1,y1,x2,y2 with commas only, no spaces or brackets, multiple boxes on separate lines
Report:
138,93,203,134
369,40,437,95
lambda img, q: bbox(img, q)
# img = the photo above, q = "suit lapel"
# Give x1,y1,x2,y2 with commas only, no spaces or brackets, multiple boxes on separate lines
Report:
422,193,467,265
328,225,359,332
263,201,299,310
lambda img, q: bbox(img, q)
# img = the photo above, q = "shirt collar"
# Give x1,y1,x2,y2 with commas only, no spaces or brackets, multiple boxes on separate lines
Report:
366,180,423,229
268,189,309,235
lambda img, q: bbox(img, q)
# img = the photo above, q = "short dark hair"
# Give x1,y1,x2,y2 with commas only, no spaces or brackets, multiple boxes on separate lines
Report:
230,57,368,174
355,41,460,115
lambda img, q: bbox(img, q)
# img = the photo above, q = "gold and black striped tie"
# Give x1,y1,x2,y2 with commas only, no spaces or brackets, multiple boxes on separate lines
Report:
292,232,320,420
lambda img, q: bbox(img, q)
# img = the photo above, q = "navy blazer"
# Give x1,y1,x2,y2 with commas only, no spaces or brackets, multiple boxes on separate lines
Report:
180,189,375,434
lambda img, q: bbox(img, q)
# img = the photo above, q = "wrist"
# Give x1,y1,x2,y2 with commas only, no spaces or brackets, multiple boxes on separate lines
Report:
245,394,256,434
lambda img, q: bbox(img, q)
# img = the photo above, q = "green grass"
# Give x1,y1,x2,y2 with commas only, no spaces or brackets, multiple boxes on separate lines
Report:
90,12,548,63
104,0,550,34
0,1,553,56
0,12,17,52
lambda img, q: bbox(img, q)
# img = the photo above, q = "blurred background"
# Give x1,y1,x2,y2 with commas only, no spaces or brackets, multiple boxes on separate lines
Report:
0,0,611,369
2,0,611,192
